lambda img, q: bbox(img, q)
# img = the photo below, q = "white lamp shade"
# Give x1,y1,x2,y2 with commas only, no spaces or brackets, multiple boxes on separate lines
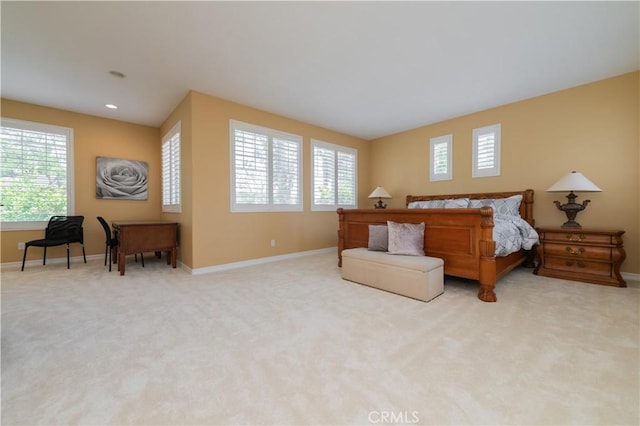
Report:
546,171,602,192
368,186,392,199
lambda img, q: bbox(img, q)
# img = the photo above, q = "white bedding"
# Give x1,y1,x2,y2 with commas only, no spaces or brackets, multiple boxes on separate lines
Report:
493,214,539,256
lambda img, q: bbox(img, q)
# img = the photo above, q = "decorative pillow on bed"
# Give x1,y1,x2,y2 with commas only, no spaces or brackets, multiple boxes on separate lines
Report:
408,200,445,209
444,198,470,208
469,195,522,216
368,225,388,252
493,195,522,216
387,221,425,256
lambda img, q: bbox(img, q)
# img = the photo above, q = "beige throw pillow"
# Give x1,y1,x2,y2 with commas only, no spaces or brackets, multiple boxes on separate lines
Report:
387,221,425,256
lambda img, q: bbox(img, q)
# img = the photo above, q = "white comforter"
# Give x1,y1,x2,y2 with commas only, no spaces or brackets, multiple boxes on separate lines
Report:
493,214,539,256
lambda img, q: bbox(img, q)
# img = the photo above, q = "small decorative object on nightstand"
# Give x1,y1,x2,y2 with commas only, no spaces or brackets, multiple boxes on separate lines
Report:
534,227,626,287
368,186,392,209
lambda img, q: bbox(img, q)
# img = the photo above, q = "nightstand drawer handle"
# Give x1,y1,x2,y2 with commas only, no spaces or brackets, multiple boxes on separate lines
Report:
566,234,586,242
565,260,587,268
566,247,585,256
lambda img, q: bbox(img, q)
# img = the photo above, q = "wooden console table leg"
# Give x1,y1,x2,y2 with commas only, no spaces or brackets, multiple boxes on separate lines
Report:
118,251,126,276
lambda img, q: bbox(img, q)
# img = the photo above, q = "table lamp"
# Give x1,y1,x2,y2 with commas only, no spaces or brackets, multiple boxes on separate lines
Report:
546,171,602,228
368,186,392,209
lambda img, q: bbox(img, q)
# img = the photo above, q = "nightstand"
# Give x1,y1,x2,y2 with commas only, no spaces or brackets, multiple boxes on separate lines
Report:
534,228,626,287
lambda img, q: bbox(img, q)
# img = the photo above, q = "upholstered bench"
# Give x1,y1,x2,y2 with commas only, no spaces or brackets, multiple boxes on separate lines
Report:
341,248,444,302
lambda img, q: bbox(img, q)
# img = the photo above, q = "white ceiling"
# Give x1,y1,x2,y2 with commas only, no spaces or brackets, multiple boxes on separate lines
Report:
2,1,638,140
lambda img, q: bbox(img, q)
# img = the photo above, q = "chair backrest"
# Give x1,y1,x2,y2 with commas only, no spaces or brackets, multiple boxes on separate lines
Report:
45,216,84,244
96,216,113,244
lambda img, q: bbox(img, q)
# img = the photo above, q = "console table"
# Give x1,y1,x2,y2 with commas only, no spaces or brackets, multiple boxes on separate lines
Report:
112,220,178,276
534,228,626,287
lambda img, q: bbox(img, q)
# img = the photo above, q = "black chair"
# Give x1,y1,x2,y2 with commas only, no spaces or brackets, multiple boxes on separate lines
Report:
21,215,87,271
97,216,143,272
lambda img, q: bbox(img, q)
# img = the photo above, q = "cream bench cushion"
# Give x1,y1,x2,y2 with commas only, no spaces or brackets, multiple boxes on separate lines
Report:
341,248,444,302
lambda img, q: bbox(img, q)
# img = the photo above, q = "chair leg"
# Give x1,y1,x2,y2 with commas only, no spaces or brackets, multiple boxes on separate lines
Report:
104,244,108,266
43,247,47,265
21,246,28,271
141,253,144,267
66,244,70,269
108,246,112,272
82,246,86,263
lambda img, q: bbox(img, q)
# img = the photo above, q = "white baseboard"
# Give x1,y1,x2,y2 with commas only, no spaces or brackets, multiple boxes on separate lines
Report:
190,247,336,276
622,272,640,282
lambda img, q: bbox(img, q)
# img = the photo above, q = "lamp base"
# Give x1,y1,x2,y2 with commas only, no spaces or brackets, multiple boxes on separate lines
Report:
553,191,591,229
560,220,582,229
374,198,387,209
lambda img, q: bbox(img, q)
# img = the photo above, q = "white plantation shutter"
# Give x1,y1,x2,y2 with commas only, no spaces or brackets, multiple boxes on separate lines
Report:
313,145,335,206
472,124,501,178
0,118,74,230
311,140,357,211
230,120,302,212
272,138,300,205
162,122,181,212
430,134,452,181
337,150,356,205
233,128,269,205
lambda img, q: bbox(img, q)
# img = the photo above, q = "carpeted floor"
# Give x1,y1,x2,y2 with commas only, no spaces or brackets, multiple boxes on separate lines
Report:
1,252,638,425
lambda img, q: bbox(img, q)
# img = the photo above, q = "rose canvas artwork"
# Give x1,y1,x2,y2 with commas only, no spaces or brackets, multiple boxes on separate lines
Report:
96,157,148,200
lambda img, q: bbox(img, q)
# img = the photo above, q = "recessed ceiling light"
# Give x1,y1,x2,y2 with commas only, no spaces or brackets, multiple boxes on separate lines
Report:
109,70,126,78
105,104,118,109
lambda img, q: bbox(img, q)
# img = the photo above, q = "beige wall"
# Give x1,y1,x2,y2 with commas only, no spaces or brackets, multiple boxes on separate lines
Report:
159,93,193,267
0,99,160,264
369,72,639,274
164,91,370,269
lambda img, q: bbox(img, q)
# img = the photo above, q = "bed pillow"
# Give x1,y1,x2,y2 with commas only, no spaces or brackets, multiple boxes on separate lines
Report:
408,199,445,209
444,198,470,208
468,198,494,208
469,195,522,216
387,221,425,256
368,225,388,252
492,195,522,216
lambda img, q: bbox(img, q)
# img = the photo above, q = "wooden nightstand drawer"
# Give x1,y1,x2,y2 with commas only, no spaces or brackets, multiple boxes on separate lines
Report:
534,228,626,287
543,256,614,277
542,231,616,245
543,243,612,261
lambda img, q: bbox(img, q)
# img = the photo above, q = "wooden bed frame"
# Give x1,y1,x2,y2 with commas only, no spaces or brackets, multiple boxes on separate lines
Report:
337,189,535,302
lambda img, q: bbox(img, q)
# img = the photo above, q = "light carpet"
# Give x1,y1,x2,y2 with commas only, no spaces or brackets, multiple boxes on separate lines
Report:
1,252,638,425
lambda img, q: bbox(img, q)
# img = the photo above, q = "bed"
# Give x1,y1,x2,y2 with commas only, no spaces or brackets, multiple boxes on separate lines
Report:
337,189,537,302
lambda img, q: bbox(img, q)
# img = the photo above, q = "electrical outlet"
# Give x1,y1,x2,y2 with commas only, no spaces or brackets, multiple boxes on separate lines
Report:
270,239,276,247
18,242,25,250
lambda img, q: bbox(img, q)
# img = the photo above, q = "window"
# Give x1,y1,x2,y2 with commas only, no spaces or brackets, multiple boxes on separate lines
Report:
430,134,452,181
230,120,302,212
0,118,74,230
311,140,357,211
472,124,501,178
162,121,181,213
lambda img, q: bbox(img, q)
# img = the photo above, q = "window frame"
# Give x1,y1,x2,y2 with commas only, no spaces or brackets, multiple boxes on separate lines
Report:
472,123,501,178
429,134,453,182
0,117,75,231
230,120,303,213
162,121,181,213
311,139,358,212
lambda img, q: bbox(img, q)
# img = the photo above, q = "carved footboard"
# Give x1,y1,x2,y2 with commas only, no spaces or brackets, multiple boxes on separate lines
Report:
337,207,498,302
